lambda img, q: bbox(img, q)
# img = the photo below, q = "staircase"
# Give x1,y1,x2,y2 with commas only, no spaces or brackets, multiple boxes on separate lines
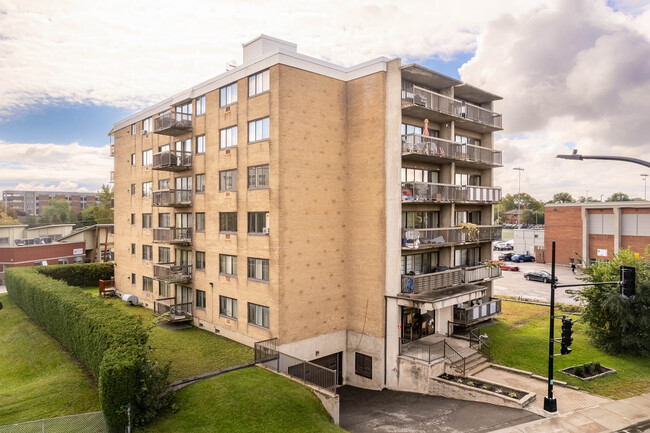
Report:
444,343,491,377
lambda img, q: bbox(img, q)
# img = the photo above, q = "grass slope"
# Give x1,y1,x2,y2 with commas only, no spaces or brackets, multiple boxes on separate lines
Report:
140,367,345,433
0,294,100,425
484,301,650,399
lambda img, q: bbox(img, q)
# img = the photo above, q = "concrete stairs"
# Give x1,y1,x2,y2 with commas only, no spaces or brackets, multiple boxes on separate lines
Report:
446,346,490,377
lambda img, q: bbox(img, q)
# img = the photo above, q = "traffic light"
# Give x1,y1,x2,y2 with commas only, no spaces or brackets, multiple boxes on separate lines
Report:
620,266,636,299
561,316,574,355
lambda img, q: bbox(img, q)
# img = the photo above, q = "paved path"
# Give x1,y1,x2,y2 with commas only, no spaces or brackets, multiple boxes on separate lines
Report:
474,366,611,416
0,285,6,294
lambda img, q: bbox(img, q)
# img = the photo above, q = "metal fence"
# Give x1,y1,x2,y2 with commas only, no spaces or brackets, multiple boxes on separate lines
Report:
254,338,337,392
399,338,445,363
0,412,107,433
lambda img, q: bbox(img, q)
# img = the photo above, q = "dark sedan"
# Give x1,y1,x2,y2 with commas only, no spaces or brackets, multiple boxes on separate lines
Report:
498,252,514,261
524,270,558,283
511,254,535,263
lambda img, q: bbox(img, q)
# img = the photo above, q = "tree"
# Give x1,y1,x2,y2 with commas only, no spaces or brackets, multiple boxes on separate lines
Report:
40,199,72,224
77,185,114,227
577,196,599,203
0,211,21,225
500,193,544,213
577,248,649,356
550,192,575,203
606,192,631,202
522,209,544,225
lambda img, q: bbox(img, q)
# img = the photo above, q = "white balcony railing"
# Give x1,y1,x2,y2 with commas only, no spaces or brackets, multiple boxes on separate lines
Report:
402,182,502,203
402,134,502,166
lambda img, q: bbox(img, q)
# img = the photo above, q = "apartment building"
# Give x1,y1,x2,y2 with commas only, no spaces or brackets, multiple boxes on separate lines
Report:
2,190,98,215
111,35,503,390
545,202,650,265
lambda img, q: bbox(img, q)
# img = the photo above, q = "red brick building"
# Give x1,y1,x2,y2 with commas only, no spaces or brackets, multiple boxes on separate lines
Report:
545,202,650,266
2,190,97,215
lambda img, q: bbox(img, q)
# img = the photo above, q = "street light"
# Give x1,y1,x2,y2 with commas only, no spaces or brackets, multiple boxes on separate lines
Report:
642,174,648,201
513,167,524,226
557,149,650,168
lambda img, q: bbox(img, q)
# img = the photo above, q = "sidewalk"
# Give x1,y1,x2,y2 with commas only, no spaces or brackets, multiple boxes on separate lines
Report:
0,285,6,294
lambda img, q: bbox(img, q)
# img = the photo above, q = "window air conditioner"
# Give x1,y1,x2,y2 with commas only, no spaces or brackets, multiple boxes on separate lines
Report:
142,130,148,135
263,227,270,234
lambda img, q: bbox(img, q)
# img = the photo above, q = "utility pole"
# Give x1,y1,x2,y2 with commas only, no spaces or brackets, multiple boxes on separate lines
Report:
513,167,524,226
642,174,648,201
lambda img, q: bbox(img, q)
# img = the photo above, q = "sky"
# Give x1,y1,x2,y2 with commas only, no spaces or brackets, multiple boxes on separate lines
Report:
1,0,649,201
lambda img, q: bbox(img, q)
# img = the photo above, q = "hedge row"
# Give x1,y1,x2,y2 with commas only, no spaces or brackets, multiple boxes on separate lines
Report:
37,262,114,287
6,265,169,432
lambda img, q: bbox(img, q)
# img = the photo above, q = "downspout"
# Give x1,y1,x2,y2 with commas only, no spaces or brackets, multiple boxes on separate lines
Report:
384,295,387,388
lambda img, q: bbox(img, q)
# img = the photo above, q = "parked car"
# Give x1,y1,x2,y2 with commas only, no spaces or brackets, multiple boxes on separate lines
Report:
511,254,535,263
493,242,514,251
498,252,514,261
524,270,557,283
501,262,519,271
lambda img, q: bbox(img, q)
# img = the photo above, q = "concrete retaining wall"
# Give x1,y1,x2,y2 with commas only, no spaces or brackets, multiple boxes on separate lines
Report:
396,356,446,394
429,376,535,409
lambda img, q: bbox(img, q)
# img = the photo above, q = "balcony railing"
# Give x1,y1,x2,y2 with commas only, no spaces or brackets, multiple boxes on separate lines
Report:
153,150,192,171
402,225,502,249
402,134,502,166
154,297,193,322
402,182,502,203
407,85,502,130
453,298,502,326
401,264,502,294
109,144,114,157
153,263,192,283
153,112,192,136
153,227,193,245
152,189,192,207
109,171,114,183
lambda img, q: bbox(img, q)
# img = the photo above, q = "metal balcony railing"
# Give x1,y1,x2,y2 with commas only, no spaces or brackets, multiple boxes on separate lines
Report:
463,264,503,283
453,298,502,326
152,227,193,245
402,182,502,203
402,134,502,166
152,189,192,207
153,150,192,171
109,144,114,157
153,112,192,136
402,225,502,249
401,264,502,294
154,297,193,322
153,263,192,283
109,171,114,183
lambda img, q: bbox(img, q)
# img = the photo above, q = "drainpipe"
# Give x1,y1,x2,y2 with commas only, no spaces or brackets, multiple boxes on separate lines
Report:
384,296,388,388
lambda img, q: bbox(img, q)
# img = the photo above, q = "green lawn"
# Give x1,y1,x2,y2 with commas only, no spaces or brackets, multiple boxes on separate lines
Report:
0,294,100,425
139,367,345,433
483,301,650,399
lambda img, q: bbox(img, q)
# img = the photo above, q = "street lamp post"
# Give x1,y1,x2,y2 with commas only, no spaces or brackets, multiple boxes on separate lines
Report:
642,174,648,201
513,167,524,226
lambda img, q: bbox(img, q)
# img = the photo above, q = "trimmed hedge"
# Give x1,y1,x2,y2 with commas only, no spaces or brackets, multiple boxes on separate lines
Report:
38,262,114,287
6,265,169,432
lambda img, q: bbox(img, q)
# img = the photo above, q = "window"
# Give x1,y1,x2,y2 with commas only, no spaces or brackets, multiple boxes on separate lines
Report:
159,281,170,297
142,213,152,229
143,276,153,292
248,117,270,142
220,296,238,319
401,168,439,183
158,179,170,190
220,212,237,233
454,247,481,267
142,117,152,133
248,212,269,234
196,289,206,309
248,70,270,97
74,256,83,263
131,273,136,285
220,82,237,106
401,123,422,135
196,251,205,271
0,237,9,246
196,135,205,154
455,134,481,146
248,303,269,328
159,213,170,228
142,149,153,166
248,164,269,189
131,243,136,255
455,173,481,186
131,184,136,195
402,211,439,229
142,182,152,198
401,252,439,275
131,154,136,165
158,247,170,263
142,245,153,261
131,124,136,135
219,169,237,192
355,353,372,379
131,214,136,225
196,174,206,193
58,258,69,265
220,126,238,149
247,257,269,282
219,254,237,276
196,96,205,115
196,212,205,232
455,211,481,225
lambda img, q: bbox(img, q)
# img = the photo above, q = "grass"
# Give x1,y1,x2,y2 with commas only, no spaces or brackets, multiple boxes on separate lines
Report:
0,294,100,425
483,300,650,399
139,367,345,433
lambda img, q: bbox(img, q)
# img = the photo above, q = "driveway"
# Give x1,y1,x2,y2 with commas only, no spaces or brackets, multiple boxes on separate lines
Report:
339,386,541,433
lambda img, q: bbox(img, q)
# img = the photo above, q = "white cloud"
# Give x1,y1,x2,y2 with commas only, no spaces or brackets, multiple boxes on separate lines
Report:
0,141,111,193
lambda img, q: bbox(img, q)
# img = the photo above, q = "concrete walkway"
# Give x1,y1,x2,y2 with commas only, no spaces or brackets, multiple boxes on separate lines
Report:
0,285,6,294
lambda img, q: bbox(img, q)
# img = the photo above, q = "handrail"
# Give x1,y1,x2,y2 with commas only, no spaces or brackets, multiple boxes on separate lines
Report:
401,182,502,203
469,328,491,362
443,340,465,376
402,225,502,247
402,133,503,166
399,338,445,363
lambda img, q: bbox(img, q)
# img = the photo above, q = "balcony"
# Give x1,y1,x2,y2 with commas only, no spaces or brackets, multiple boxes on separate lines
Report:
153,112,192,136
154,297,193,322
153,150,192,172
153,263,192,284
402,225,502,250
401,134,502,168
402,182,501,204
401,265,502,294
453,298,502,326
109,144,114,157
152,189,192,207
109,171,114,183
153,227,193,245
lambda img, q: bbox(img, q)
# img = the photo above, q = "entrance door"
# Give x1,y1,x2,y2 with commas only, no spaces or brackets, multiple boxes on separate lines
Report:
401,307,435,341
311,352,343,386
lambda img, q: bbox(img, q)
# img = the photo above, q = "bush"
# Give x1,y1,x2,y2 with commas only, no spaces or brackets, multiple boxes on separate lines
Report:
5,265,169,432
574,365,585,377
594,362,601,372
37,262,114,287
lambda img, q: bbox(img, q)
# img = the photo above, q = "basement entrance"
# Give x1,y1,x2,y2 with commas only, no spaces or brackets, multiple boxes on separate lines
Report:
311,352,343,386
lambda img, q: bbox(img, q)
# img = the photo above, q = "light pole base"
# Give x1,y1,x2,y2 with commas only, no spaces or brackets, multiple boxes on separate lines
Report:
543,397,557,412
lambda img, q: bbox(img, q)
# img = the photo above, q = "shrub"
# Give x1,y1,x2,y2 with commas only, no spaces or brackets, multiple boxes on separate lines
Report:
594,362,601,372
585,362,594,374
5,265,169,432
37,262,114,287
574,365,585,377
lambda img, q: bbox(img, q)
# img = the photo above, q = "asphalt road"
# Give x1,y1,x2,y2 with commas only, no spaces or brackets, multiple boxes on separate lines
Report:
491,250,586,305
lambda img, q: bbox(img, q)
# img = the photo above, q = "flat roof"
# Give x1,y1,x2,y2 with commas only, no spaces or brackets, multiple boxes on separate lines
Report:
26,224,75,231
545,201,650,209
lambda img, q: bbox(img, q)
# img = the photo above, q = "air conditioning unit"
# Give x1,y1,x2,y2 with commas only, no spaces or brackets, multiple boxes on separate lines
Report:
225,149,231,155
262,227,270,234
225,106,231,112
141,130,148,135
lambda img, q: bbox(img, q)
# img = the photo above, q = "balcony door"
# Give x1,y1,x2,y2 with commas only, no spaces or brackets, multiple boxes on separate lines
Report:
175,248,192,267
401,306,435,341
175,285,192,305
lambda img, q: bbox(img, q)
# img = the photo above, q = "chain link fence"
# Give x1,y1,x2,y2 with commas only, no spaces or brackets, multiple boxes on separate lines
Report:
0,412,108,433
